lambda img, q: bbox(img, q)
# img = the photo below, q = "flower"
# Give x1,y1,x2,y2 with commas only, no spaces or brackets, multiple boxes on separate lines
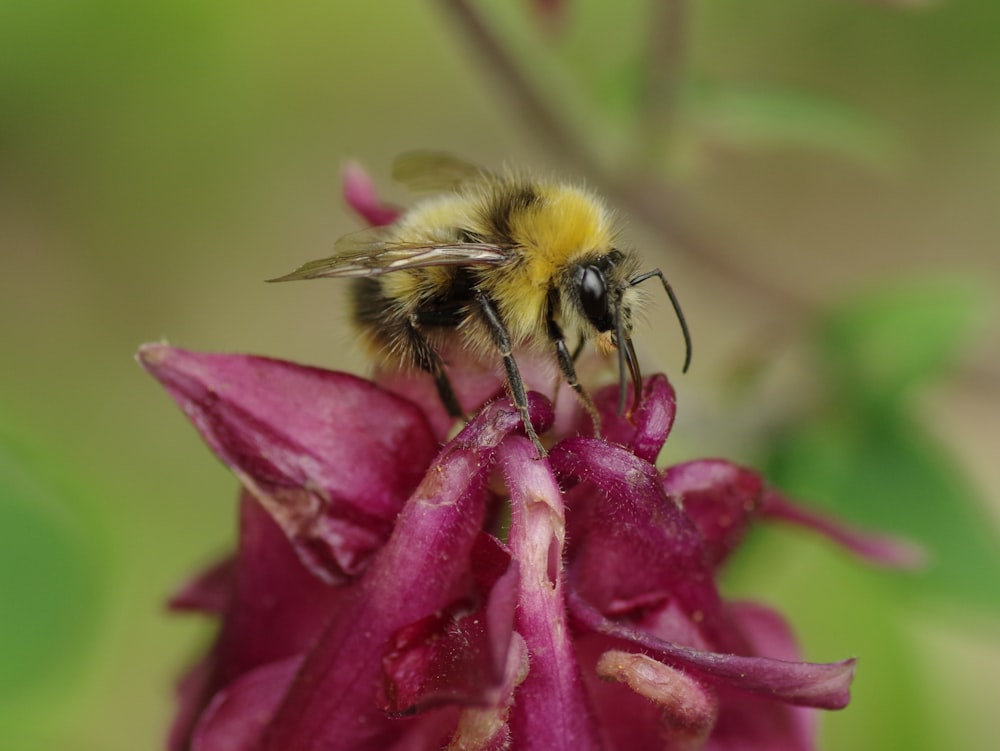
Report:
139,340,918,751
142,159,919,749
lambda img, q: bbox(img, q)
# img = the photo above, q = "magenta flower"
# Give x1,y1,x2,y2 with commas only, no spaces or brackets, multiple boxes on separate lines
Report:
139,340,917,751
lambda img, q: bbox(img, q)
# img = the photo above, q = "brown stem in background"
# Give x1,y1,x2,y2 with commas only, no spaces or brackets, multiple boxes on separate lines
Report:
437,0,811,314
638,0,688,153
437,0,595,170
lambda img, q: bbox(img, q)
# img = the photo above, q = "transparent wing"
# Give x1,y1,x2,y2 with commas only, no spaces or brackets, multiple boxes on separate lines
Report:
267,231,510,282
391,151,495,194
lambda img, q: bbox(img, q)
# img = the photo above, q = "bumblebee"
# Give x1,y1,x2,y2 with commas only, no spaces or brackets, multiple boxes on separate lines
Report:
269,153,691,455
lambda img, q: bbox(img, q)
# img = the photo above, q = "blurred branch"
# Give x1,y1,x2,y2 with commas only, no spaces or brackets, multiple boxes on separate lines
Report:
437,0,593,169
437,0,811,313
638,0,689,154
848,0,939,8
958,353,1000,396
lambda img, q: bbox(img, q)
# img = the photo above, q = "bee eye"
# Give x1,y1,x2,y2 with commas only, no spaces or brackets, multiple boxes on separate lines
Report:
578,265,612,331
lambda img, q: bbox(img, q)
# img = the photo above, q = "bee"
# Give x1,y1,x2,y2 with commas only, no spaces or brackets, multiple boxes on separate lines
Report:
269,153,691,455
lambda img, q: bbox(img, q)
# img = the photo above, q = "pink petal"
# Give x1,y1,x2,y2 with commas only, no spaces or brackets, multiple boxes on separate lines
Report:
570,593,856,710
191,657,301,751
762,490,927,569
170,494,349,750
168,556,234,615
591,374,677,464
208,495,349,686
342,160,403,226
501,436,603,751
446,633,528,751
549,438,724,637
703,601,816,750
704,690,813,751
378,534,520,713
258,396,552,751
660,459,765,569
169,656,214,751
138,344,437,582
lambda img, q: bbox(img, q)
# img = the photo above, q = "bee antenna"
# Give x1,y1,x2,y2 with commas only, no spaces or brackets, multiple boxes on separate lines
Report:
630,269,692,373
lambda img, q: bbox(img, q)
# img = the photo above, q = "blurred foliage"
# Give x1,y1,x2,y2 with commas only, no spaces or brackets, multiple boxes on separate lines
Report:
732,280,995,748
1,0,998,750
821,281,985,403
680,81,907,172
0,421,107,742
767,280,999,607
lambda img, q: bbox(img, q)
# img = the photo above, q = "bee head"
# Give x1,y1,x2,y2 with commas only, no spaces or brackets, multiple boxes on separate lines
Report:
569,250,692,417
570,251,643,416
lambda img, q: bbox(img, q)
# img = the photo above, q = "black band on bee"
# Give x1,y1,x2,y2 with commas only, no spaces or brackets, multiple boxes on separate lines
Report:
484,183,539,239
630,269,693,374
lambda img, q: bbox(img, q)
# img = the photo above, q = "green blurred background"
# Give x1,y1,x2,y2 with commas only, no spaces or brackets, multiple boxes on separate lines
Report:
1,1,998,749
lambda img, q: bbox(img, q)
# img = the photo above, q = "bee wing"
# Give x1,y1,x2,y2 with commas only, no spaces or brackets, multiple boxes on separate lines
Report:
268,231,510,282
391,152,495,194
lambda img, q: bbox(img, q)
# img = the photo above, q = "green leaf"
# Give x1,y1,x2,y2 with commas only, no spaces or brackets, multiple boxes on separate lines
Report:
821,279,986,404
682,81,907,171
0,431,106,715
765,408,1000,610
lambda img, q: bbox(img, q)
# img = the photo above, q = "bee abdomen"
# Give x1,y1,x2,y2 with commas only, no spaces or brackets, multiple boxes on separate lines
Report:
350,272,475,370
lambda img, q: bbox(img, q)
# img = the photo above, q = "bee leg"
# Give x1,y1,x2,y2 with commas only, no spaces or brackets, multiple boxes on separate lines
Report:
431,370,464,420
545,292,602,436
475,292,546,457
404,315,464,419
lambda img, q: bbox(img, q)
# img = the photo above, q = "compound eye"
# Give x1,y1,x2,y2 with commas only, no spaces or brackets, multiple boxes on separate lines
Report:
579,265,612,330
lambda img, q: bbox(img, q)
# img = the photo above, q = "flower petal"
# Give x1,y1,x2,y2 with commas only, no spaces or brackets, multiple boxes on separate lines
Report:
191,657,301,751
138,344,437,582
168,556,234,615
703,601,816,751
446,633,529,751
258,397,551,751
704,690,813,751
171,493,349,749
549,438,723,634
592,374,677,464
660,459,765,569
342,160,402,226
212,494,349,678
501,436,603,751
575,632,715,751
378,534,520,713
569,593,856,710
762,489,927,569
169,656,214,751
